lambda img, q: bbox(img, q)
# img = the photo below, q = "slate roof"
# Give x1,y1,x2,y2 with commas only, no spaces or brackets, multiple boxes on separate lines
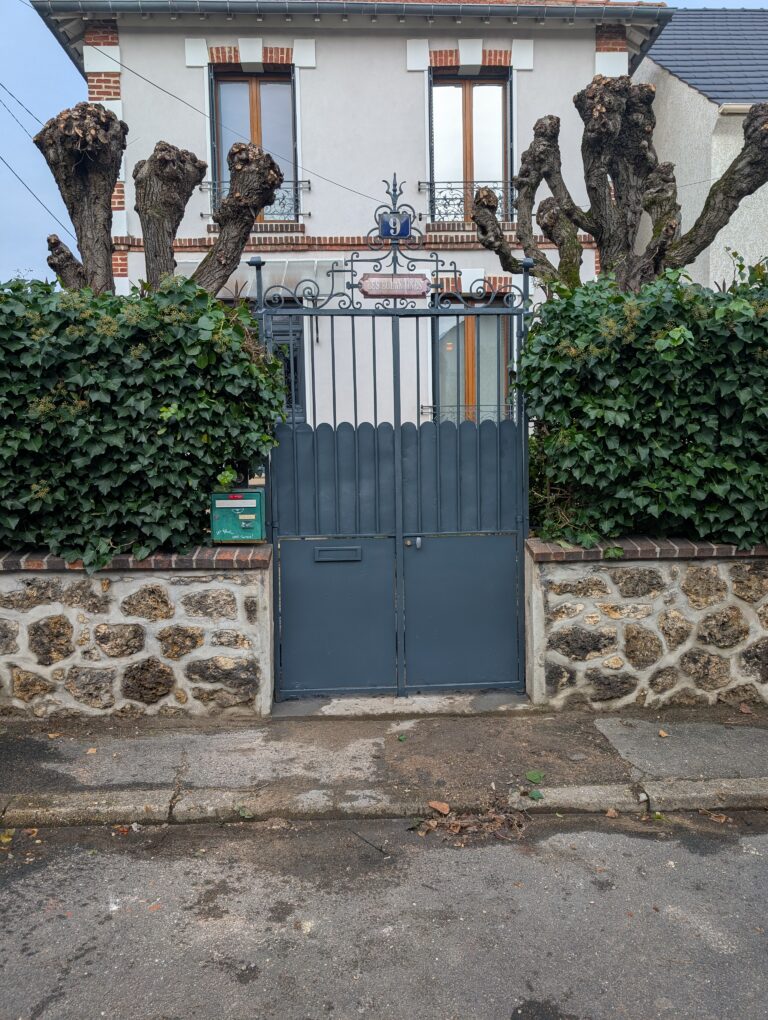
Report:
645,8,768,105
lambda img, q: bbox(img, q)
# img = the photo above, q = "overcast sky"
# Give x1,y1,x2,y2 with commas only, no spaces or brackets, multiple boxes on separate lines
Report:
1,0,766,281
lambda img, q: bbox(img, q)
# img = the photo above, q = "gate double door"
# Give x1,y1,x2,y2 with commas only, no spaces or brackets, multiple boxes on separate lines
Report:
263,295,529,700
255,184,530,699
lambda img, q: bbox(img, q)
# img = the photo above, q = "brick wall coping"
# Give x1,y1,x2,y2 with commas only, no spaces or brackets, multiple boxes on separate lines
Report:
0,546,272,572
526,537,768,563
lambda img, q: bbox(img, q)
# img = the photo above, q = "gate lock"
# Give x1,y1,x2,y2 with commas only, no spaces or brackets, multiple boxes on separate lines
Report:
404,537,422,549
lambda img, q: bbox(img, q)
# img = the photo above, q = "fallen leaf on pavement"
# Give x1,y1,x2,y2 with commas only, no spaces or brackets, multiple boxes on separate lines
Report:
605,808,620,818
85,748,97,754
700,809,729,824
739,702,754,715
525,770,545,784
238,806,255,819
415,803,527,844
112,825,130,836
397,734,407,742
148,904,162,912
528,790,544,802
23,828,38,837
658,730,670,738
47,733,62,740
0,829,15,845
428,801,450,816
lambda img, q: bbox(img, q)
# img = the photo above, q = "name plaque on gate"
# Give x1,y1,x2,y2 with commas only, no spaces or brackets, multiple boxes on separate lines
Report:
359,273,430,299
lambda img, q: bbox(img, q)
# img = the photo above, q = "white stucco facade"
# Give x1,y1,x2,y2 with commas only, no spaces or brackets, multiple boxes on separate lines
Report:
101,15,618,291
634,58,768,287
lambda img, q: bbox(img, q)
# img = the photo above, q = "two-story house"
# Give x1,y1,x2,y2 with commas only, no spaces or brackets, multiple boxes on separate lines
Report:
36,4,669,292
32,1,673,702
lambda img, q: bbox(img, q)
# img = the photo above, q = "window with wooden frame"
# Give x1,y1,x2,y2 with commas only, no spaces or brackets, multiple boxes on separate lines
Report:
213,73,297,220
429,74,512,221
434,313,513,424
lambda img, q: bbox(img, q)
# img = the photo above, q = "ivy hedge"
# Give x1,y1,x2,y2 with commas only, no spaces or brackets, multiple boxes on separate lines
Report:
0,277,285,569
522,266,768,548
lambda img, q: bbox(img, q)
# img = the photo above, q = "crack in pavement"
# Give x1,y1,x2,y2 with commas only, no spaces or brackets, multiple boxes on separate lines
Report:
167,749,189,823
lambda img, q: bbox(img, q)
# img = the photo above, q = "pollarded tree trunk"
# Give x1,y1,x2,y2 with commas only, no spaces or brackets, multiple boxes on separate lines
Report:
473,76,768,293
191,143,283,296
35,105,284,299
34,103,128,294
133,142,207,289
45,235,86,290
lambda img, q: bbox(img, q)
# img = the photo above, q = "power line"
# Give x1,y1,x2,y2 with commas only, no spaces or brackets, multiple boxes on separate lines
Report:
0,152,77,242
0,94,35,138
0,80,43,127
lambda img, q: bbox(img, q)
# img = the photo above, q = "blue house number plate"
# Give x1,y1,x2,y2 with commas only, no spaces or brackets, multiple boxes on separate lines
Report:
378,211,412,239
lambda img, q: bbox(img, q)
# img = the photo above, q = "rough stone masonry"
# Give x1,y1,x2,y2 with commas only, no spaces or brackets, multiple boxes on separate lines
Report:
531,554,768,708
0,563,272,719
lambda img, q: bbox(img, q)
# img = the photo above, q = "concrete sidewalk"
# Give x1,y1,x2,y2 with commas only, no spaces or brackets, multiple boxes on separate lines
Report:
2,705,768,827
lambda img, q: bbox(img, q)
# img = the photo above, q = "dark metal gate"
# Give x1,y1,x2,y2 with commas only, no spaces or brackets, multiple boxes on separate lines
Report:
253,177,531,700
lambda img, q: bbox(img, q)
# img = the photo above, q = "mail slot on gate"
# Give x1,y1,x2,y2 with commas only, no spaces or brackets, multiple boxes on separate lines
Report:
210,489,266,544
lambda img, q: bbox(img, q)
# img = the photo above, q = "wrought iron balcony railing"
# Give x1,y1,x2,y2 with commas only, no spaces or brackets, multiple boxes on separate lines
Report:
418,180,515,223
202,180,310,222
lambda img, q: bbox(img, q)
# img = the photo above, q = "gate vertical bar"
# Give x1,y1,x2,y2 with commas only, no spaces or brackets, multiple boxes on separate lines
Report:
330,316,339,534
415,316,422,533
310,311,320,534
249,255,281,699
516,261,532,690
392,316,406,694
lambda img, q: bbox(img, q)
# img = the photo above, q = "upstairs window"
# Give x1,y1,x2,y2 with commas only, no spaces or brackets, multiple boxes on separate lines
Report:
214,74,298,220
429,76,511,221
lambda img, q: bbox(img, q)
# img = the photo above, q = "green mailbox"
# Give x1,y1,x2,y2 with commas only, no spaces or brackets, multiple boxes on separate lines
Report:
210,488,266,544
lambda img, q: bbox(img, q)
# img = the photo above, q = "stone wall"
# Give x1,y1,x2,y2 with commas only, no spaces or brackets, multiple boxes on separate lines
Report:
527,541,768,708
0,550,273,719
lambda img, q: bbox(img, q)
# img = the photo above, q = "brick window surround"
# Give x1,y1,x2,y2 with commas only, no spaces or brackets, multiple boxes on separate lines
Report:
208,45,294,65
429,49,512,68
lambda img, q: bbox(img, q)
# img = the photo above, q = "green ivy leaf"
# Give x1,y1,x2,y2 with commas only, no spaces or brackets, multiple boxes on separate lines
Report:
0,277,285,569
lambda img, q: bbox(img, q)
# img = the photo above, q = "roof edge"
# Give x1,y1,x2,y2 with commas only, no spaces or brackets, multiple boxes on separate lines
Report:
31,1,671,21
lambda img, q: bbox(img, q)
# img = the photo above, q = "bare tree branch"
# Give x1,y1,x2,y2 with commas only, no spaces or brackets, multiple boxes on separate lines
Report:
472,186,527,275
46,234,86,290
665,102,768,270
133,142,207,289
536,198,583,291
33,103,127,294
191,144,283,296
527,115,594,235
573,75,630,254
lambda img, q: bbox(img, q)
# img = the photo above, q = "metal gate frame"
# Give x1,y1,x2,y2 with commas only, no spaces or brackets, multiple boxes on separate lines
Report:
251,176,532,700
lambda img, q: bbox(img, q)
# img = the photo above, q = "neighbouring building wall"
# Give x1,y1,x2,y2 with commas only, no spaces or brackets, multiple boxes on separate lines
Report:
0,552,273,719
709,114,768,285
633,59,718,287
527,541,768,709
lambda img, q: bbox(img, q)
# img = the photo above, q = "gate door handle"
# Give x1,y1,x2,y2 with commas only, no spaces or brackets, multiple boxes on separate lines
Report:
415,536,422,550
405,537,422,550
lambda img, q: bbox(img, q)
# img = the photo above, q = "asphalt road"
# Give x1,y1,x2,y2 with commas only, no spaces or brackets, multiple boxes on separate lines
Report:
1,812,767,1020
